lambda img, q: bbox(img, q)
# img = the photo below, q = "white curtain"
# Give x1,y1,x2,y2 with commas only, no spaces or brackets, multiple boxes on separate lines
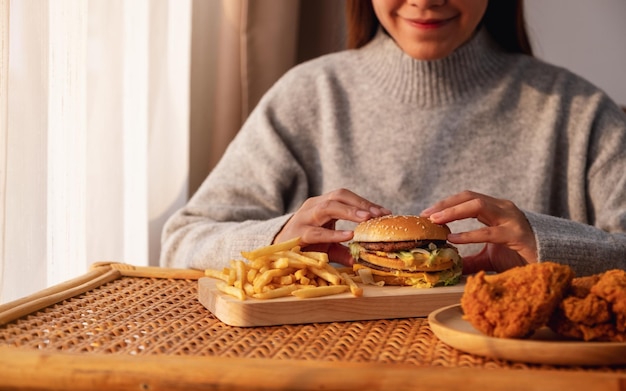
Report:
0,0,345,304
0,0,191,303
0,0,8,302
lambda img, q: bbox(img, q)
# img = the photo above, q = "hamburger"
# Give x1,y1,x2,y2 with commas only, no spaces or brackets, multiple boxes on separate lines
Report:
349,215,462,288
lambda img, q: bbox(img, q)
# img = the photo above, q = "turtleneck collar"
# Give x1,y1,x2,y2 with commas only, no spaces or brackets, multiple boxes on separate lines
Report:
358,28,511,106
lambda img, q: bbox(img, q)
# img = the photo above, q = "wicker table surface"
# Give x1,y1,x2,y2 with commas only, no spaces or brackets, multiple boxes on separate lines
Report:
1,263,625,391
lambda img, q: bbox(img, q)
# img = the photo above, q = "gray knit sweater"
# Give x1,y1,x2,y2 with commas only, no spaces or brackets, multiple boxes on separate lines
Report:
161,30,626,277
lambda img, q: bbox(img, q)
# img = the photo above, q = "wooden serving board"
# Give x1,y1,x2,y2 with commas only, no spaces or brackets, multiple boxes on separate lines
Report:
198,277,465,327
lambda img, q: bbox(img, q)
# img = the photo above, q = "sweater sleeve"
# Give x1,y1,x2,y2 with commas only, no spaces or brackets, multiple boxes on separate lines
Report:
159,74,312,270
527,100,626,276
526,211,626,276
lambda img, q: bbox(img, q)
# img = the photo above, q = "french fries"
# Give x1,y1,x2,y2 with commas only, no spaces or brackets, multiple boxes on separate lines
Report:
205,237,363,300
215,281,246,301
341,272,363,297
240,237,300,259
291,285,349,299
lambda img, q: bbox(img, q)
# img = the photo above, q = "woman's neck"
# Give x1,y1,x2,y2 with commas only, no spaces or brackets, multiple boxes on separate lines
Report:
358,28,510,106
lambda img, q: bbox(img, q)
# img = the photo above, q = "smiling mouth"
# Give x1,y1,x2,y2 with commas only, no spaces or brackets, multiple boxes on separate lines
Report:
405,15,457,29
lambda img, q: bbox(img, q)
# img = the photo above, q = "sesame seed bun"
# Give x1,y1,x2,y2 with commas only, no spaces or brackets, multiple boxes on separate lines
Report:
352,215,450,242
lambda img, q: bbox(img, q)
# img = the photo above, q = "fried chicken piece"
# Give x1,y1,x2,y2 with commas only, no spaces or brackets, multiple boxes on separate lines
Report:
549,314,620,342
569,274,601,298
556,273,611,327
549,269,626,342
559,294,611,325
461,262,574,339
591,269,626,332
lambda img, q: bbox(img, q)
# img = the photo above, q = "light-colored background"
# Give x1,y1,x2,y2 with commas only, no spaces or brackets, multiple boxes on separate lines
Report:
526,0,626,105
1,0,625,304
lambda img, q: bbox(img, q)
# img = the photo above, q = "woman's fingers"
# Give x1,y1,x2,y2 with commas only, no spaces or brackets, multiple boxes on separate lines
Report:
420,190,480,218
274,188,391,247
423,190,516,227
448,224,514,245
306,188,391,224
273,188,391,265
421,190,538,268
297,224,354,246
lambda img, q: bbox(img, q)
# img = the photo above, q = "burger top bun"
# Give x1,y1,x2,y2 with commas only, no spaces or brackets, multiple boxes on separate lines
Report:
353,215,450,242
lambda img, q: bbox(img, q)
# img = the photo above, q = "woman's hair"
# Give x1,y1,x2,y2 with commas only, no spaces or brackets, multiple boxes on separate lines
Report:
345,0,533,56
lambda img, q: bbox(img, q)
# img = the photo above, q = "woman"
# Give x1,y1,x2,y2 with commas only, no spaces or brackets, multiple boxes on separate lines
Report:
160,0,626,277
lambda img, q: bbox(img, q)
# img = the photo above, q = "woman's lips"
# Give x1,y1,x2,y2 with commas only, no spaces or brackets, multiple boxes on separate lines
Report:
405,16,456,30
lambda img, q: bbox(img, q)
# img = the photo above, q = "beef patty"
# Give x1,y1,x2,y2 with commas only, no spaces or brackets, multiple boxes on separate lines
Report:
358,240,446,252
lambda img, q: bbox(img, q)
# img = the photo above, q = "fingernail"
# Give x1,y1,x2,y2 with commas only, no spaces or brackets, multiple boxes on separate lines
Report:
356,210,369,218
430,211,443,221
370,207,391,216
447,233,460,241
421,207,434,216
339,230,353,239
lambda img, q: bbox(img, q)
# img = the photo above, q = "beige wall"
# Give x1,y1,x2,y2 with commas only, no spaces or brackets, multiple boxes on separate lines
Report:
526,0,626,106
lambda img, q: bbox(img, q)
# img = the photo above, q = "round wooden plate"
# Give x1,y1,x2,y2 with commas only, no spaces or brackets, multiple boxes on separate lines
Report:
428,304,626,366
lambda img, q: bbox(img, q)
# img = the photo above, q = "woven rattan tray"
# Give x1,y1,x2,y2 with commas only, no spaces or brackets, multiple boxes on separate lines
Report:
1,262,625,391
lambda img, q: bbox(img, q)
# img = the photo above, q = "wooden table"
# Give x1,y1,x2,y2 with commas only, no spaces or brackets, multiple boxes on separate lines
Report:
0,262,624,391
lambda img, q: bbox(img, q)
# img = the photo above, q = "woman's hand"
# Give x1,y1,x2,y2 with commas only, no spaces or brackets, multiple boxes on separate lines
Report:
421,190,538,274
274,188,391,266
